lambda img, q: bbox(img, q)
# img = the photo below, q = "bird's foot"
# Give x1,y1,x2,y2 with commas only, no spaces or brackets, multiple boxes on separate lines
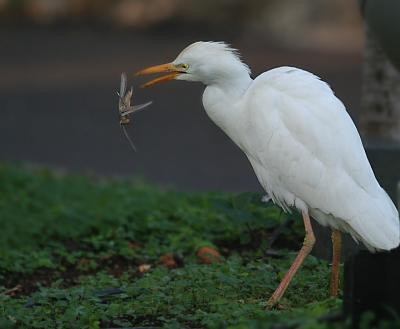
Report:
266,299,287,310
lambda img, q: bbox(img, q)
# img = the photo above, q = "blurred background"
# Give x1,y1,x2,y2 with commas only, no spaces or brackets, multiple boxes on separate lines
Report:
0,0,364,191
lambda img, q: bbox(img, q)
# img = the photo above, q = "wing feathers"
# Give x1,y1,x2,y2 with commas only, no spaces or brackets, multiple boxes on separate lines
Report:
244,67,399,250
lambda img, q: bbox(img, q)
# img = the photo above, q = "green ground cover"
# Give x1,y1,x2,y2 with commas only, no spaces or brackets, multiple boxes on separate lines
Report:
0,164,385,328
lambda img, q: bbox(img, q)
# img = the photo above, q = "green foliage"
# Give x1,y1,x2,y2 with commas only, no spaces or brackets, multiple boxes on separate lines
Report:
0,164,347,328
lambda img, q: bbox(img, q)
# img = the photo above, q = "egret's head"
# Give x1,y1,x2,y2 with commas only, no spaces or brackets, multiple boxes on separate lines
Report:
136,41,251,87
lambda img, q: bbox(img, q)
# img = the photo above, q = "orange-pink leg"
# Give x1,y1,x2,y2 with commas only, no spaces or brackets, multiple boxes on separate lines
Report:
267,211,316,308
330,229,342,298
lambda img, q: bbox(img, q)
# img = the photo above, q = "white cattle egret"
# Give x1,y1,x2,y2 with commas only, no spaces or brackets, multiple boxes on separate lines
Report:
136,41,400,307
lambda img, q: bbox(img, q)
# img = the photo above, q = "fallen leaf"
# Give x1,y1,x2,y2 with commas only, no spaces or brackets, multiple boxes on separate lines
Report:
77,258,90,266
128,241,141,249
197,247,222,264
5,285,22,296
159,253,177,268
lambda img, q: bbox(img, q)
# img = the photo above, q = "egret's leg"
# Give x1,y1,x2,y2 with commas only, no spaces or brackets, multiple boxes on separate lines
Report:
329,229,341,298
267,211,315,308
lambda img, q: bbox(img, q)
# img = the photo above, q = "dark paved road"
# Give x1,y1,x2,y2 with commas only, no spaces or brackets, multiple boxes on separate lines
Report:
0,27,362,192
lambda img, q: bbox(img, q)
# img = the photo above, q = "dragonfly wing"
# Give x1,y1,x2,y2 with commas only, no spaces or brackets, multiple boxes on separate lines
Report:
123,87,133,107
120,73,127,98
129,101,153,114
120,102,152,116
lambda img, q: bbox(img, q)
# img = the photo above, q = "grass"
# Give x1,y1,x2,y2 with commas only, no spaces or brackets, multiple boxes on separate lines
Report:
0,164,355,328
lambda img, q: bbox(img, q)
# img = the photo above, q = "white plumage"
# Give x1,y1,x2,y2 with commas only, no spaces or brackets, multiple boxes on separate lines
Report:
239,67,399,251
137,41,400,251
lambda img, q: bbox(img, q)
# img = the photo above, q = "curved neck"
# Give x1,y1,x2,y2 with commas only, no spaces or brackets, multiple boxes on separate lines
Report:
202,72,252,147
204,73,252,108
206,64,252,98
215,74,252,99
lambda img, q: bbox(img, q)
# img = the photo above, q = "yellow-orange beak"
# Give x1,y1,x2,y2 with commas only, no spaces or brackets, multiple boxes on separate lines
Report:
135,63,182,88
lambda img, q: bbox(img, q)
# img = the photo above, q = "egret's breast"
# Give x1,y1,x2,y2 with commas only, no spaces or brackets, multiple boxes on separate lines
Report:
202,86,248,149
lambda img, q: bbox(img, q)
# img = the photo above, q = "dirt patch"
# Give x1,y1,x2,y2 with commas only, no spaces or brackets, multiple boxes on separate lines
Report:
3,268,55,296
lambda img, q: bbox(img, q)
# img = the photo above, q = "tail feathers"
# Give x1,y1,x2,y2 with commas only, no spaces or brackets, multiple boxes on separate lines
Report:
349,189,399,251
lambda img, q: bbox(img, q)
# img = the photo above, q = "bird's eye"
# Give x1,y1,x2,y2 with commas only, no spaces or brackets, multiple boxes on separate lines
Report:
181,63,189,70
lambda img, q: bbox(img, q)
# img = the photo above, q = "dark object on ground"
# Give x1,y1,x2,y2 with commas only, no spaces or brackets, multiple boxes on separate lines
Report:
95,287,125,298
360,0,400,71
343,247,400,328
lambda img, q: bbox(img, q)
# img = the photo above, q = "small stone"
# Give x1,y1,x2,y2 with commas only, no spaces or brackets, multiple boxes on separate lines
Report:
138,264,151,273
